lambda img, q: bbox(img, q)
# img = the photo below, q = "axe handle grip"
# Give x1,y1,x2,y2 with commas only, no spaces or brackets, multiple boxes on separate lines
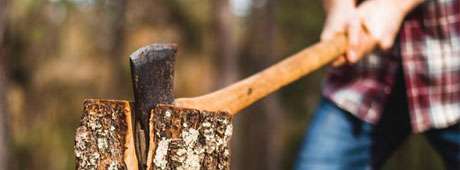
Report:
175,33,376,115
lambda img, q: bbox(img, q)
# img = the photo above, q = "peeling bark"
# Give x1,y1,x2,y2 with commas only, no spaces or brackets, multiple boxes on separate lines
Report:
75,99,138,170
147,105,233,170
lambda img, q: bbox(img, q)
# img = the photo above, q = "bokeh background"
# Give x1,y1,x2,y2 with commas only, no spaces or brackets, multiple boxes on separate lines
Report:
0,0,446,169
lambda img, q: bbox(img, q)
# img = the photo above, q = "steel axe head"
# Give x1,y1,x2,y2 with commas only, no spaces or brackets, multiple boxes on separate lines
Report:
130,44,232,170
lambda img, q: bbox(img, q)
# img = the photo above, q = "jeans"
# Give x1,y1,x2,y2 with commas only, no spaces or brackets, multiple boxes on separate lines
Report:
294,98,460,170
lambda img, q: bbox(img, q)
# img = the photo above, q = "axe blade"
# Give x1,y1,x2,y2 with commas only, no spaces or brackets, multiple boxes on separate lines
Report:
129,44,177,168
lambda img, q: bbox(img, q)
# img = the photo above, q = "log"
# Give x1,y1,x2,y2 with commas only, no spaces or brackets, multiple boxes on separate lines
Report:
75,99,138,170
74,100,233,170
147,105,233,170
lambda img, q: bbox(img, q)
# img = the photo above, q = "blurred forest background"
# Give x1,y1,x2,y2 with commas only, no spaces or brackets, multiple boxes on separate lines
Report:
0,0,446,169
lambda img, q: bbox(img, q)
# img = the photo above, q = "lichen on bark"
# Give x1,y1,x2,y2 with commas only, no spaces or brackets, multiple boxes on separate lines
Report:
75,100,233,170
75,99,132,170
149,105,233,170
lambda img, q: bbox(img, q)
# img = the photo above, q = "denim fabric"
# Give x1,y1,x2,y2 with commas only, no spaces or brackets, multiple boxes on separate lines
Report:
425,125,460,170
294,98,460,170
297,67,460,170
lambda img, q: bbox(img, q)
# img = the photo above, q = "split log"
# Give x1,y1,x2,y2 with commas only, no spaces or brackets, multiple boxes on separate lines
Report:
75,100,233,170
146,105,233,170
75,99,138,170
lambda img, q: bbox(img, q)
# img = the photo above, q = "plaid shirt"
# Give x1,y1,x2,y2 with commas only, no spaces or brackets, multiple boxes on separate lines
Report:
323,0,460,133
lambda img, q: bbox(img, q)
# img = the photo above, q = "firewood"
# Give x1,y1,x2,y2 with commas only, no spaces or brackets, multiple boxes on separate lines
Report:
146,105,233,170
75,99,138,170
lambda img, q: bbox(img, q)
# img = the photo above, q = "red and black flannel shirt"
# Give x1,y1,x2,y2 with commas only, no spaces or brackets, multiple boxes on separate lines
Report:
323,0,460,133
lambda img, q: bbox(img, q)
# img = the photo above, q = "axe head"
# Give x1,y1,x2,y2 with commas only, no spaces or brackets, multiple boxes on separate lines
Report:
147,105,233,170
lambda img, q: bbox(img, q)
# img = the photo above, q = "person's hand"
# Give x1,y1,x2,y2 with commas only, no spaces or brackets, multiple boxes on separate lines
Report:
344,0,424,64
358,0,422,50
321,0,361,66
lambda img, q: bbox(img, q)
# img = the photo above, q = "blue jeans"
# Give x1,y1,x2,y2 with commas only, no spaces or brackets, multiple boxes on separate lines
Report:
295,98,460,170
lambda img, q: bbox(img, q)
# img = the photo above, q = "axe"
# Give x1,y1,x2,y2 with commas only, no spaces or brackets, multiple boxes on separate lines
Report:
74,33,375,170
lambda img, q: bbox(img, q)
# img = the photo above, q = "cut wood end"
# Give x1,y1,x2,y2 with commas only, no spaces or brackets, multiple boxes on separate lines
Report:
147,104,233,170
75,99,139,170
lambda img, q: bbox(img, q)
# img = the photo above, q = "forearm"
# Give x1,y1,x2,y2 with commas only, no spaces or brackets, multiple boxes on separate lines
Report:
385,0,424,15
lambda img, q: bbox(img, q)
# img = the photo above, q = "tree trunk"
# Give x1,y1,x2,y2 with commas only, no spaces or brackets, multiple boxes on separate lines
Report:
237,0,284,169
96,0,128,98
0,0,9,168
209,1,242,169
107,0,127,80
211,0,239,88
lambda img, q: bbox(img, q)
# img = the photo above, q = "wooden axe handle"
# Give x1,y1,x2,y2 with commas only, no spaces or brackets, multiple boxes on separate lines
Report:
175,33,375,115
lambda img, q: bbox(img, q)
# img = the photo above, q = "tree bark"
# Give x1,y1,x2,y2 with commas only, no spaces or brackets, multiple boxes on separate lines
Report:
147,105,232,170
75,100,233,170
75,99,139,170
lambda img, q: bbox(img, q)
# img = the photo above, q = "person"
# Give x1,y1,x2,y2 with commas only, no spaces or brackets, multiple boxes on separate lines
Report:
295,0,460,169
